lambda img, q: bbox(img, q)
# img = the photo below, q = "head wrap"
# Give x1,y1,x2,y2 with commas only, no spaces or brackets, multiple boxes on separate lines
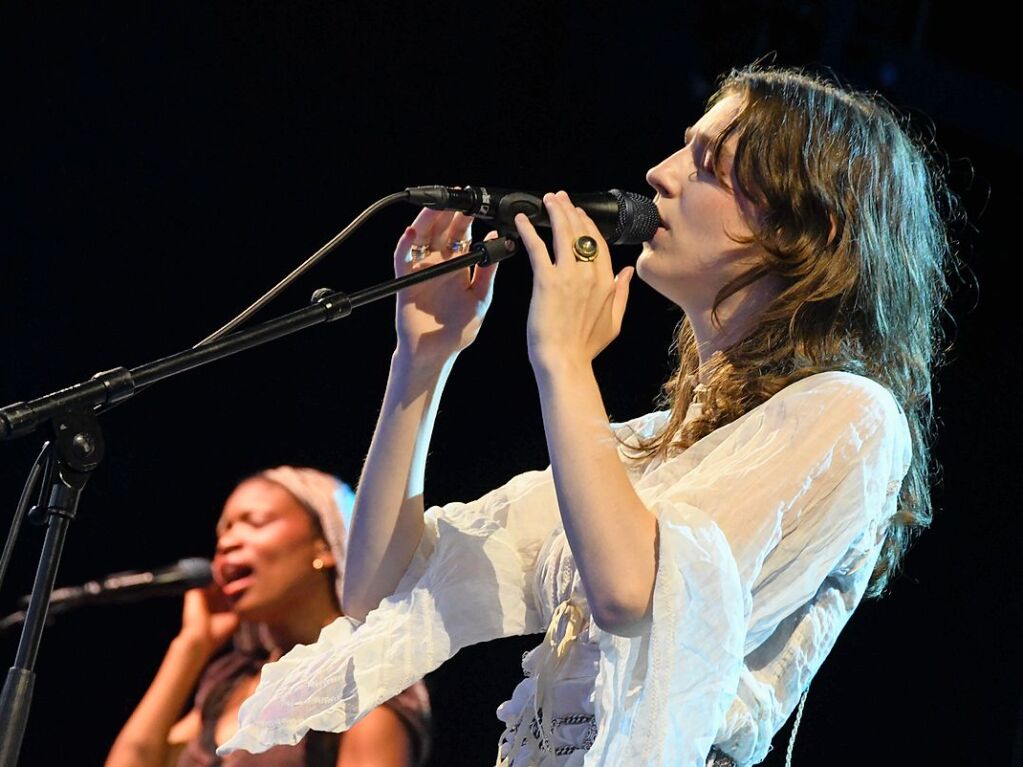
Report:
257,466,355,605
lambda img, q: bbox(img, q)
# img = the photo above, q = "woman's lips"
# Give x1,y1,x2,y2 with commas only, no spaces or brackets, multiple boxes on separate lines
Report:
216,561,256,597
221,575,255,598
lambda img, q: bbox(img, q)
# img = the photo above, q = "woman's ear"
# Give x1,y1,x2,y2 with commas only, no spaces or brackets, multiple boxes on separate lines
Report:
313,540,337,570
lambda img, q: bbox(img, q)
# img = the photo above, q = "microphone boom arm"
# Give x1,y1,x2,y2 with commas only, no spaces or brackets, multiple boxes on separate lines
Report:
0,235,518,442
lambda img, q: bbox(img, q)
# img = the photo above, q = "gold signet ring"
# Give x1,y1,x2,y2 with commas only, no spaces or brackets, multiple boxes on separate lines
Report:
572,235,599,262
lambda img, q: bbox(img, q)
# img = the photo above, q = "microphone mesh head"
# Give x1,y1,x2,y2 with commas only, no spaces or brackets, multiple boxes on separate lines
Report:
609,189,660,245
177,558,214,587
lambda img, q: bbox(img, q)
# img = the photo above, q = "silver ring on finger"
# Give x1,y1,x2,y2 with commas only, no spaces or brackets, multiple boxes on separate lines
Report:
448,238,472,255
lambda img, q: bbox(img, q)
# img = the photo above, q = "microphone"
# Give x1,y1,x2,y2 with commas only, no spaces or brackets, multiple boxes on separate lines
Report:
406,186,660,245
29,558,213,614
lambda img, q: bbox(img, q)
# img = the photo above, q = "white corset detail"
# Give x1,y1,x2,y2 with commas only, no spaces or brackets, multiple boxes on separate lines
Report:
496,531,599,766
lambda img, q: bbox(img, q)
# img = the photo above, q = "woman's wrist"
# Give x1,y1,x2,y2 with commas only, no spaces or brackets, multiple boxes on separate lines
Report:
170,633,219,666
392,345,458,380
530,351,593,388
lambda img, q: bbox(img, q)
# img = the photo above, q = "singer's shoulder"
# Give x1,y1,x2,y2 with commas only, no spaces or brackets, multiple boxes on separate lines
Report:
769,370,903,420
610,410,672,445
608,372,901,443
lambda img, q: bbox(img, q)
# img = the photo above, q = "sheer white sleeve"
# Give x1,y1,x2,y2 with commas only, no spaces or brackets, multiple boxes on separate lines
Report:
588,372,911,766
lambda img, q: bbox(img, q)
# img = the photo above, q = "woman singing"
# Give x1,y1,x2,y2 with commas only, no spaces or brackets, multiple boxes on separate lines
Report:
219,64,953,766
105,467,430,767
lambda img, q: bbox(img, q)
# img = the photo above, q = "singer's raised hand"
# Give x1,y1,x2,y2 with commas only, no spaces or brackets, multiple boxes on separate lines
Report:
516,191,634,376
178,584,239,658
393,209,499,366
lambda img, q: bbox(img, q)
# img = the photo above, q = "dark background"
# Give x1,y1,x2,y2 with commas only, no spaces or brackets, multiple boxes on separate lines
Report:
2,2,1019,765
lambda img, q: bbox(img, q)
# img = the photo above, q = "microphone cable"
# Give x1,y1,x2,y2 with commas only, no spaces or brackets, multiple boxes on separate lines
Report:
0,441,50,597
196,191,409,347
92,190,411,416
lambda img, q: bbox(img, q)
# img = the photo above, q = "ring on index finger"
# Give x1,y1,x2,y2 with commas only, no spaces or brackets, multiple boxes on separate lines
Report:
572,235,599,262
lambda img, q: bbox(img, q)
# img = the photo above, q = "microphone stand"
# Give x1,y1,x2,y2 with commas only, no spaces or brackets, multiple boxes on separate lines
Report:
0,234,518,767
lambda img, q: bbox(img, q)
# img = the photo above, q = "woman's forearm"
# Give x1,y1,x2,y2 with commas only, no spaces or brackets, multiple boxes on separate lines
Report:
535,361,658,635
342,349,457,622
104,636,210,767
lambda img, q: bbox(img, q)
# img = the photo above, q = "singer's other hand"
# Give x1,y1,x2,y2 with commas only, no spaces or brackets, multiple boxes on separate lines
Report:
177,584,239,658
516,191,634,376
393,209,499,366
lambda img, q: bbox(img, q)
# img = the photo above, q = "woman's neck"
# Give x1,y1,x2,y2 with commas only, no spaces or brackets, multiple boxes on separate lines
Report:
685,274,786,381
263,586,341,655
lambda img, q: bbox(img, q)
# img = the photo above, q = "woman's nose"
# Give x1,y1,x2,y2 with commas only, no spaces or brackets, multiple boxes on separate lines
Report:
216,530,242,555
646,152,683,198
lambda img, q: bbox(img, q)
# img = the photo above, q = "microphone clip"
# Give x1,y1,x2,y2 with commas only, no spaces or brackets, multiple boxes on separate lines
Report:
479,233,519,266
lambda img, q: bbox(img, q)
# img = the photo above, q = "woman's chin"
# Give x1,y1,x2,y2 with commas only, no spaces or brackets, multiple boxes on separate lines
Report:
232,595,273,624
633,255,670,294
634,249,652,281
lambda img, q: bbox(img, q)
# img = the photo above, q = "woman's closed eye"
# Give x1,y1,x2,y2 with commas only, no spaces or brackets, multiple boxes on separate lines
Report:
690,148,715,180
218,511,274,535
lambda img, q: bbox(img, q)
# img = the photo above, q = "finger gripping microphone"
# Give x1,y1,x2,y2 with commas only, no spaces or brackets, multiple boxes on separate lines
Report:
406,186,660,245
36,557,213,614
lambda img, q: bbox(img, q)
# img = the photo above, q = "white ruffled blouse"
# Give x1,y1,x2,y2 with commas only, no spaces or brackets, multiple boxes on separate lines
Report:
220,371,911,766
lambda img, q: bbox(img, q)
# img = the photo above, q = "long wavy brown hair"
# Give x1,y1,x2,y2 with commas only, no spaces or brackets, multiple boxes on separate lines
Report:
627,64,958,598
